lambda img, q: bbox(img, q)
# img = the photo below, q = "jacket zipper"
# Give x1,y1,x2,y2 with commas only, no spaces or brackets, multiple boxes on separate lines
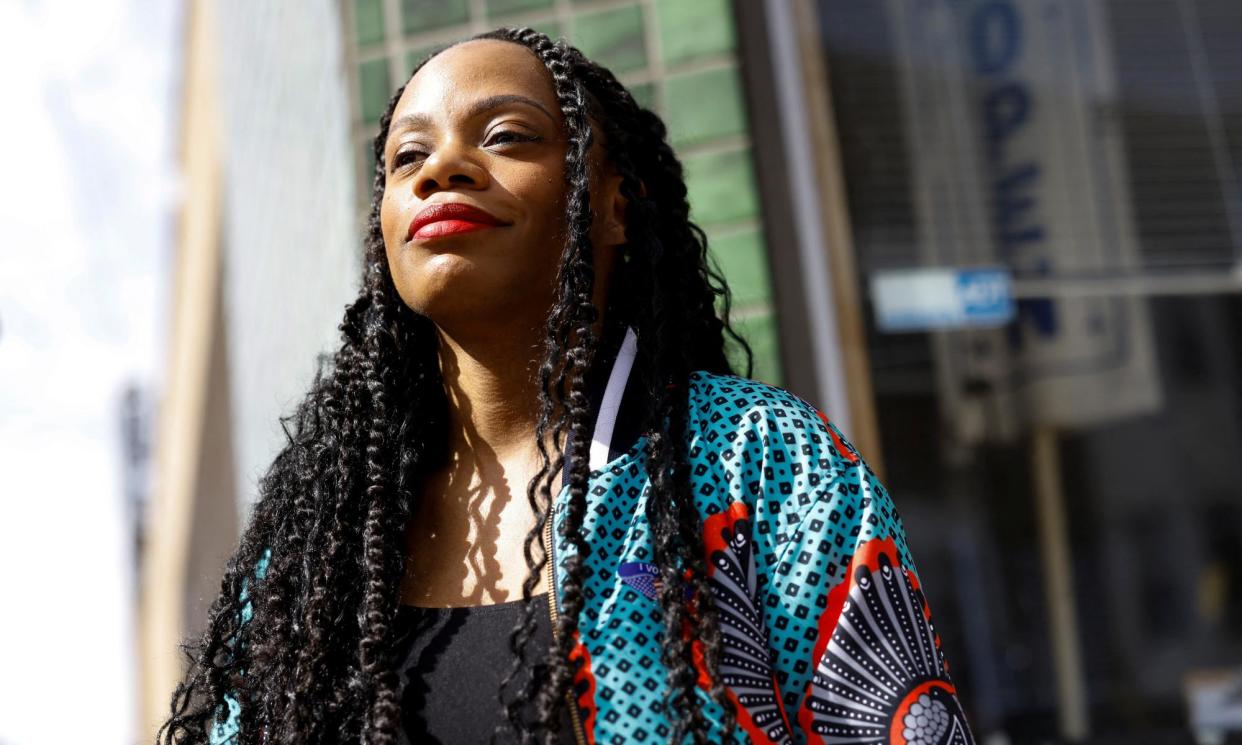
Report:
544,491,588,745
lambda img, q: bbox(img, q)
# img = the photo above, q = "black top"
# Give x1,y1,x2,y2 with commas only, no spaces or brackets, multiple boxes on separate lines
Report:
394,591,579,745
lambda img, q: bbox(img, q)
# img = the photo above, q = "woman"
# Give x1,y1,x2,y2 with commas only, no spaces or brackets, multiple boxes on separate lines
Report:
159,26,975,745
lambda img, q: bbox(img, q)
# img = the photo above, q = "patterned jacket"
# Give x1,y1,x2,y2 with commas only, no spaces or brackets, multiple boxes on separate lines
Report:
211,323,975,745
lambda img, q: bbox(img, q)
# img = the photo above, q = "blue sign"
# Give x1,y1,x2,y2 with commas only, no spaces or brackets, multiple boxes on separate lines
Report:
871,267,1015,332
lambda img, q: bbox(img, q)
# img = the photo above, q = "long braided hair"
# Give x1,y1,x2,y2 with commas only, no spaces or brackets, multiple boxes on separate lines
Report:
157,26,754,745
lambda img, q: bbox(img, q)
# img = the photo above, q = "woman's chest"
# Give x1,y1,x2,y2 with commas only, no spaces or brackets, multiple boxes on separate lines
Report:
400,457,561,606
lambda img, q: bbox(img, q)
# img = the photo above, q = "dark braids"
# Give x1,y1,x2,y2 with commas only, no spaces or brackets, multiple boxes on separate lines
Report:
157,25,753,745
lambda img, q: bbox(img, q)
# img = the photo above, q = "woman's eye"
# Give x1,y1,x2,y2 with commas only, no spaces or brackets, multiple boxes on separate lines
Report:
390,131,538,172
488,130,537,147
391,149,426,170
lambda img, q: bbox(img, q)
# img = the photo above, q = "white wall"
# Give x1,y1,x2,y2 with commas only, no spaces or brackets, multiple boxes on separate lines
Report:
213,0,361,520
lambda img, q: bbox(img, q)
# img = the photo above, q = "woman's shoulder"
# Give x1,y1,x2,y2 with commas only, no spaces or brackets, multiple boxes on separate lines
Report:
683,368,911,570
685,368,864,473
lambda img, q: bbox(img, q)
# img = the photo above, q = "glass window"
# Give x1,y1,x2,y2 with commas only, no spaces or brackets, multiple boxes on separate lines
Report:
815,0,1242,741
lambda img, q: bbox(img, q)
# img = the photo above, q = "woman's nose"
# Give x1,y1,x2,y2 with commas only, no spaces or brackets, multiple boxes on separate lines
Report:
414,143,488,198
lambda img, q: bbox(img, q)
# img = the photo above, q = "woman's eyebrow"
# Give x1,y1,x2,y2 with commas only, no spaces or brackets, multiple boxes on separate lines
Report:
390,94,557,134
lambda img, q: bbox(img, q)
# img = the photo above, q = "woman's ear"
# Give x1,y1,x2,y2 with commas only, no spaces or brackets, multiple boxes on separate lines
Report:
598,167,630,248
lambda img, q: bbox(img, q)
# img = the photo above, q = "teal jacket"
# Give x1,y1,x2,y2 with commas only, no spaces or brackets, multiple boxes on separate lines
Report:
211,324,975,745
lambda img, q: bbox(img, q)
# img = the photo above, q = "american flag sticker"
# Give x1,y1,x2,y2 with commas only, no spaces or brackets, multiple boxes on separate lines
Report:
618,561,695,601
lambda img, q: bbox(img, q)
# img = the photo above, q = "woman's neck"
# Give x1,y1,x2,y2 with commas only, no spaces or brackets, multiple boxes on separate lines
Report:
431,312,605,474
435,322,546,464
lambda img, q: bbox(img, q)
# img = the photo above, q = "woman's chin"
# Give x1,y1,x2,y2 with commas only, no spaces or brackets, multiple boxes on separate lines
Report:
403,286,506,328
395,253,484,294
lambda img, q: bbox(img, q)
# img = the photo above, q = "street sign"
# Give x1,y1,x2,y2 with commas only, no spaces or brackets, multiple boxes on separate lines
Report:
871,266,1015,332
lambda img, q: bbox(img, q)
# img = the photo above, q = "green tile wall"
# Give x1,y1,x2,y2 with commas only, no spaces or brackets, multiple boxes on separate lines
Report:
346,0,782,385
684,148,759,224
731,310,783,384
401,0,469,35
353,0,385,47
708,228,770,309
664,65,747,147
656,0,736,65
358,57,392,124
569,5,647,74
485,0,554,19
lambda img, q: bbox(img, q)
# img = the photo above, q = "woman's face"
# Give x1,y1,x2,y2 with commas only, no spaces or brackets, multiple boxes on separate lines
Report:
380,38,627,335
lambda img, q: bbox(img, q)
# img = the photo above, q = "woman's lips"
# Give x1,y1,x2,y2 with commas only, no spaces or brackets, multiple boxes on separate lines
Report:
411,219,500,239
407,201,509,241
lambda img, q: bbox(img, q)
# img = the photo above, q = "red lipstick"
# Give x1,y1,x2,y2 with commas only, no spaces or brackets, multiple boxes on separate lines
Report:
408,202,508,241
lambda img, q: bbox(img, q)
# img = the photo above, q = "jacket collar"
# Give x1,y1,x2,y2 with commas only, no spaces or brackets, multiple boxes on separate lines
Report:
562,322,646,489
